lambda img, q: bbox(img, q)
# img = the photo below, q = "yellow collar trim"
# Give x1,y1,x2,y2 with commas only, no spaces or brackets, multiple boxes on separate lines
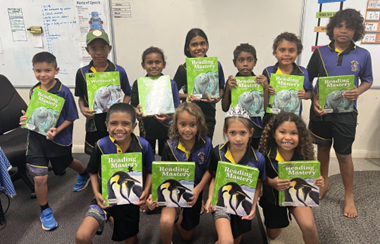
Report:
225,147,236,164
90,66,98,73
109,135,123,154
335,47,342,55
276,68,283,74
275,150,285,162
177,141,189,160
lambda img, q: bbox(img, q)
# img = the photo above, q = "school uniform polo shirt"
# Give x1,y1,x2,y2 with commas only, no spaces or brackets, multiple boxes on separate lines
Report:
307,41,373,122
161,136,212,185
131,74,181,140
208,143,266,182
87,133,154,179
74,60,131,132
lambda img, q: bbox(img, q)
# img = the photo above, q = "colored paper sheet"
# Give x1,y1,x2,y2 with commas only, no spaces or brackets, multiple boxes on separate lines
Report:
366,11,380,20
314,26,327,32
316,12,336,18
362,33,380,43
365,22,380,32
367,0,380,9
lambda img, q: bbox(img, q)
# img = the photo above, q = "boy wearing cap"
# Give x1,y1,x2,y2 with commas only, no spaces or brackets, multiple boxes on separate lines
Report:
75,30,132,155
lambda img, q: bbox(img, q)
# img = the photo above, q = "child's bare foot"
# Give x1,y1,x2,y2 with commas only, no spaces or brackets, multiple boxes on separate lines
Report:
344,195,357,218
319,180,329,199
200,199,205,214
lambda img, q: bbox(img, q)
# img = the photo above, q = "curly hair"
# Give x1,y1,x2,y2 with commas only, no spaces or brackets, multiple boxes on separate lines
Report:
272,32,303,55
326,9,365,42
259,112,314,160
168,103,208,141
233,43,257,63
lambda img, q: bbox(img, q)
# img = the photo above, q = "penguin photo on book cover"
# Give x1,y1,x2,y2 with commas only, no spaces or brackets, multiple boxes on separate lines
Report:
107,171,142,205
157,179,193,207
216,182,252,216
284,178,319,206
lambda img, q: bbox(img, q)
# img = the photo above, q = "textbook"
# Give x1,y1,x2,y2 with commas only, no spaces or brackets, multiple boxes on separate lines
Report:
137,75,175,116
211,161,259,217
86,71,122,114
23,88,65,136
278,160,320,207
186,57,219,99
318,75,355,113
101,152,143,206
266,74,304,114
231,76,264,117
151,162,195,208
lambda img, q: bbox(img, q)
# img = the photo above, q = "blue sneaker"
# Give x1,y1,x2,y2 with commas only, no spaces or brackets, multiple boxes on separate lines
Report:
73,174,90,192
40,208,58,231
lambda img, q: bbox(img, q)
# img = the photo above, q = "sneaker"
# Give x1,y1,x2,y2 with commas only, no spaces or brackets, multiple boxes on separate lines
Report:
73,174,90,192
40,208,58,231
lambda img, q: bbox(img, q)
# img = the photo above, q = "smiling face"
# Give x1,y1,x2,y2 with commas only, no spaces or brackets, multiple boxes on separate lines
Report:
234,51,256,76
187,35,209,58
274,121,299,153
224,119,253,152
274,40,298,68
86,39,112,65
33,62,59,89
141,52,166,77
177,111,198,144
333,21,355,47
106,111,136,143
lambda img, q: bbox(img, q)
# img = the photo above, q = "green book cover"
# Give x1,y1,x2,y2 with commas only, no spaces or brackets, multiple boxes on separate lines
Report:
211,161,259,217
231,76,264,117
22,88,65,136
186,57,219,99
137,75,175,116
86,71,122,114
151,162,195,208
278,160,320,207
318,75,355,113
267,74,304,114
101,152,143,206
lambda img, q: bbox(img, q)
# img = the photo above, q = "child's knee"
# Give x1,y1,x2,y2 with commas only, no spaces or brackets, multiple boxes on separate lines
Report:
75,228,93,244
218,237,234,244
267,228,282,240
160,214,175,228
34,175,48,185
336,153,351,164
318,144,331,153
301,221,318,237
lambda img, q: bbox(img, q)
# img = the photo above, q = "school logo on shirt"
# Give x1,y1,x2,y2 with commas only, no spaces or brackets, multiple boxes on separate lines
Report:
351,61,359,72
198,152,205,164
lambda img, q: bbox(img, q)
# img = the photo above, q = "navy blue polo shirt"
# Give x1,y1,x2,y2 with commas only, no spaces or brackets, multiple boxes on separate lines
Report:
307,41,373,121
29,79,78,146
161,136,213,185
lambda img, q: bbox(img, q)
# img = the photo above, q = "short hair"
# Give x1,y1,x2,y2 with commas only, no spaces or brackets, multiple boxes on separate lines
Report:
141,46,165,63
233,43,257,63
106,103,136,124
326,8,365,42
272,32,303,55
168,103,208,140
32,52,57,68
184,28,209,58
223,117,254,143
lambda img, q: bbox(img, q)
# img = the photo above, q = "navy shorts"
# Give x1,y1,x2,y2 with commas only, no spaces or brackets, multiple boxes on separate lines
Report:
259,197,290,229
179,192,203,231
26,154,73,177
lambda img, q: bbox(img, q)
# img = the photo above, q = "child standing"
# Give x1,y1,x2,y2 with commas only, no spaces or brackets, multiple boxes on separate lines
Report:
206,105,266,244
75,30,131,155
75,103,154,244
262,32,312,126
146,103,212,244
174,28,225,140
259,112,324,244
131,47,180,156
19,52,89,230
307,9,372,218
222,43,268,149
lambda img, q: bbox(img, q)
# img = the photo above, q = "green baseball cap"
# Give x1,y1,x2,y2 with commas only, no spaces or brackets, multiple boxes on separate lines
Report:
86,30,110,45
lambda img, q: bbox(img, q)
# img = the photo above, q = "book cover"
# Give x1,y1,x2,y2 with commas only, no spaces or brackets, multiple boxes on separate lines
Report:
211,161,259,217
137,75,175,116
101,152,143,206
23,88,65,136
151,162,195,208
278,160,320,207
186,57,219,99
86,71,122,114
231,76,264,117
266,74,304,114
318,75,355,113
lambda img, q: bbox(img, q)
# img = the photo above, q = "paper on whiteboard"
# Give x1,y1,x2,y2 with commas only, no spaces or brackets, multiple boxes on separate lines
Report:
78,42,91,67
75,2,109,40
8,8,27,41
32,34,44,48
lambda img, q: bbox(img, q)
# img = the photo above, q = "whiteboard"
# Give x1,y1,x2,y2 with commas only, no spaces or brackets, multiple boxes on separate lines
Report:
298,0,379,88
0,0,114,87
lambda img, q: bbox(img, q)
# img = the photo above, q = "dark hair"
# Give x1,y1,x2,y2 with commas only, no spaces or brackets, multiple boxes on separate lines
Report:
106,103,136,124
326,8,365,42
272,32,303,55
259,112,314,160
184,28,209,58
233,43,257,63
141,46,165,63
223,117,254,145
32,52,57,68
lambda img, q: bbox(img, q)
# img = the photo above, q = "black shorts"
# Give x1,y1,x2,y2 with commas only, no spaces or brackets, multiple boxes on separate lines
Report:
27,154,73,176
212,210,252,239
308,114,357,155
85,198,140,242
26,131,72,157
180,191,203,231
259,197,290,229
85,131,109,155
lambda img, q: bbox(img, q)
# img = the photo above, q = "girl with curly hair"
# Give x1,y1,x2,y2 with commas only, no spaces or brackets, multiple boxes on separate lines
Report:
259,112,324,244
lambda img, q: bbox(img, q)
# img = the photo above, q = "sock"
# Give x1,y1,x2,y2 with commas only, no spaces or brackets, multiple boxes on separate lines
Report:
41,203,50,212
80,169,89,177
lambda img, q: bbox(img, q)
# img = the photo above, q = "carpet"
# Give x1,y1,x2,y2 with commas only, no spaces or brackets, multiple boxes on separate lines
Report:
313,171,380,244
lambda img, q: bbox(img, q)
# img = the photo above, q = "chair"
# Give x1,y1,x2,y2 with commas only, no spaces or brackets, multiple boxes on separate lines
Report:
0,75,35,198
